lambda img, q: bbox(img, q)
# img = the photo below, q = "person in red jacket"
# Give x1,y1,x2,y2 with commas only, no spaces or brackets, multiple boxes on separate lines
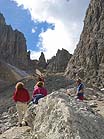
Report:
13,82,30,127
32,81,47,104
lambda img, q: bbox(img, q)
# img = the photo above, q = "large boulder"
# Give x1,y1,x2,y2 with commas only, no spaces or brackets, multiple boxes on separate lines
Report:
25,90,104,139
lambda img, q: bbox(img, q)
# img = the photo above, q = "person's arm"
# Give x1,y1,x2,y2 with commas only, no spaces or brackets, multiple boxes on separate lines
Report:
32,87,38,97
43,88,47,96
26,90,30,102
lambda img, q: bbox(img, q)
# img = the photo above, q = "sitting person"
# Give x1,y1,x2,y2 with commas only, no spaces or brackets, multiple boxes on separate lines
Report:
76,78,84,101
32,81,47,104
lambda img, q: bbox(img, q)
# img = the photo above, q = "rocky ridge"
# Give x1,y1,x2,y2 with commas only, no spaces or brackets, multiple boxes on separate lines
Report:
47,48,72,72
65,0,104,88
0,13,29,69
0,12,72,89
38,52,47,69
0,12,72,74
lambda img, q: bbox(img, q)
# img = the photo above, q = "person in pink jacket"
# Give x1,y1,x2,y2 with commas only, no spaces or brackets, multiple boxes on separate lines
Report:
32,81,47,104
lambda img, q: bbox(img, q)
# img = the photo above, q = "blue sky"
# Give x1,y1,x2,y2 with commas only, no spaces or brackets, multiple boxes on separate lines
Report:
0,0,90,60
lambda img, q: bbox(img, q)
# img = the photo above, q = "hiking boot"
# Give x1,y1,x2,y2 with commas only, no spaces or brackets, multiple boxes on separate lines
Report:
25,121,28,126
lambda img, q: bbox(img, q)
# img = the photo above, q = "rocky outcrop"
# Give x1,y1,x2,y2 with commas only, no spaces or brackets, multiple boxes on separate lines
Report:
0,60,29,91
1,89,104,139
0,13,6,25
0,13,29,70
47,48,72,72
65,0,104,88
20,91,104,139
38,52,47,69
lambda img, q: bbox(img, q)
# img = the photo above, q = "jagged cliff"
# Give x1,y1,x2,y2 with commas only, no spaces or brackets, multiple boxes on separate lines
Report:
0,13,72,74
38,52,47,69
47,48,72,72
65,0,104,88
0,13,29,69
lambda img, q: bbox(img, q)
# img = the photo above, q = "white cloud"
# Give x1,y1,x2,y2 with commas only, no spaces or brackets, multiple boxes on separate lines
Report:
32,28,36,33
11,0,90,60
30,50,41,60
38,20,79,60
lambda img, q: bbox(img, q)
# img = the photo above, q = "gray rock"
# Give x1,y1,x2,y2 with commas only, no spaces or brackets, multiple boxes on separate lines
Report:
65,0,104,88
38,52,47,69
47,48,72,72
0,13,6,25
0,14,29,69
26,91,104,139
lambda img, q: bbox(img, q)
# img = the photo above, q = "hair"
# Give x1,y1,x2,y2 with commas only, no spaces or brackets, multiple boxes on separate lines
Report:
37,81,44,87
76,78,81,83
15,82,24,90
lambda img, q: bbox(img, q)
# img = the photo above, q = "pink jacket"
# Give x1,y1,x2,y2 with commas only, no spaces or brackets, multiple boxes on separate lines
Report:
33,86,47,97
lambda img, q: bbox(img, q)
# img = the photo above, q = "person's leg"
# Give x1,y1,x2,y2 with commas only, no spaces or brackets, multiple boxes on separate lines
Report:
33,94,44,104
77,93,84,101
22,103,28,126
22,103,28,115
16,102,24,126
79,96,84,100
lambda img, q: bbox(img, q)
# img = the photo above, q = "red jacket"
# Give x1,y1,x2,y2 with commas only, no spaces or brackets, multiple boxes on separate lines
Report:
33,86,47,97
13,88,30,103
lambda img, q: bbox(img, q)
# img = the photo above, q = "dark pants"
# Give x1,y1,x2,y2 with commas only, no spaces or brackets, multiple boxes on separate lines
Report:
77,93,84,100
32,94,44,104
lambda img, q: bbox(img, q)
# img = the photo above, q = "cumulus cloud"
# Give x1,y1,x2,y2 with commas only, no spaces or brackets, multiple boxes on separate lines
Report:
11,0,90,60
30,50,41,60
38,20,78,60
